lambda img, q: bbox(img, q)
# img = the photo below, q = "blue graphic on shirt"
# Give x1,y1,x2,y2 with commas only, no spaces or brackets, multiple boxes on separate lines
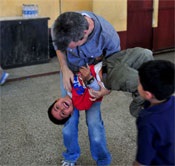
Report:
73,75,85,95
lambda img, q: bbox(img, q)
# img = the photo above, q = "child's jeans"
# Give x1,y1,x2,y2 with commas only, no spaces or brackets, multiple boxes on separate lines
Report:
60,73,111,165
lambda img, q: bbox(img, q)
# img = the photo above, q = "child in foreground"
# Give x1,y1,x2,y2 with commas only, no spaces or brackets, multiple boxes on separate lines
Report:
133,60,175,165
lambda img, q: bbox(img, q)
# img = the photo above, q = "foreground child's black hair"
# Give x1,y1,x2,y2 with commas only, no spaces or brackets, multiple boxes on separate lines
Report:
47,100,71,125
138,60,175,100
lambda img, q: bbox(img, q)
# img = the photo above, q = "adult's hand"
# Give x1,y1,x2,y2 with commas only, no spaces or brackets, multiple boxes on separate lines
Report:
89,81,111,101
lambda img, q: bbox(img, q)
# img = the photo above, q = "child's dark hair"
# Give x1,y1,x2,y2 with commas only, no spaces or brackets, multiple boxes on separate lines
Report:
47,100,71,125
138,60,175,100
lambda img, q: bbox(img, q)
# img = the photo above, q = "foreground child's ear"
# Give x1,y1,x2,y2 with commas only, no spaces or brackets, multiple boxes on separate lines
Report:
145,91,154,100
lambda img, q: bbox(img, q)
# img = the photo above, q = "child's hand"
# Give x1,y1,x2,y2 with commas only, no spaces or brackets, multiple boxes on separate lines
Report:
89,81,111,101
79,65,92,81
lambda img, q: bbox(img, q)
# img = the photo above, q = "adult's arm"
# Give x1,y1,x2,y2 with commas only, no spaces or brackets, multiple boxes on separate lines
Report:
55,50,74,92
51,23,74,92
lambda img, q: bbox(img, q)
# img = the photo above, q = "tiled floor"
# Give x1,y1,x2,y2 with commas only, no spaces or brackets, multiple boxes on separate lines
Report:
1,51,174,166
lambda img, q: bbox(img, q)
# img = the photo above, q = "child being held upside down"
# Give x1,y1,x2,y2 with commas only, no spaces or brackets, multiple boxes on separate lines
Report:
48,47,154,124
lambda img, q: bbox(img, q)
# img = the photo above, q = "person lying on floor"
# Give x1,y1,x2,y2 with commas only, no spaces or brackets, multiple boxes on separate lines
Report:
48,47,154,125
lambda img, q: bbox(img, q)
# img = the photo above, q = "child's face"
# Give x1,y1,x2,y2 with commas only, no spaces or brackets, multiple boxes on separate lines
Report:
51,96,73,120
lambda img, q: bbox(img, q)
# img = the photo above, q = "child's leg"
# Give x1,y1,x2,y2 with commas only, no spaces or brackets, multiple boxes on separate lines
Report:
119,47,154,117
104,47,154,91
103,62,138,92
104,47,154,117
120,47,154,69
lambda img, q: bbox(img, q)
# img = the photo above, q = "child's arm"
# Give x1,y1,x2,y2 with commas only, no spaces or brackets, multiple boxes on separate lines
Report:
89,81,111,101
72,74,100,110
79,65,100,91
86,77,100,91
80,64,110,99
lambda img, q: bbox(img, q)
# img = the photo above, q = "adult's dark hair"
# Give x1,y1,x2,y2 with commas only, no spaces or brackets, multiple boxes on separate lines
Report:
53,12,89,51
47,100,71,125
138,60,175,100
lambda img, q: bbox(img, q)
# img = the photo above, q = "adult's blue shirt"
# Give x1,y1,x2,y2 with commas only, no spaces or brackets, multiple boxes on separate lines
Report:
52,11,120,72
136,96,175,165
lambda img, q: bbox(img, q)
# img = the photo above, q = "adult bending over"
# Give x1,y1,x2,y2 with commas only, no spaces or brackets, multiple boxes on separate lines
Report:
51,11,120,166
